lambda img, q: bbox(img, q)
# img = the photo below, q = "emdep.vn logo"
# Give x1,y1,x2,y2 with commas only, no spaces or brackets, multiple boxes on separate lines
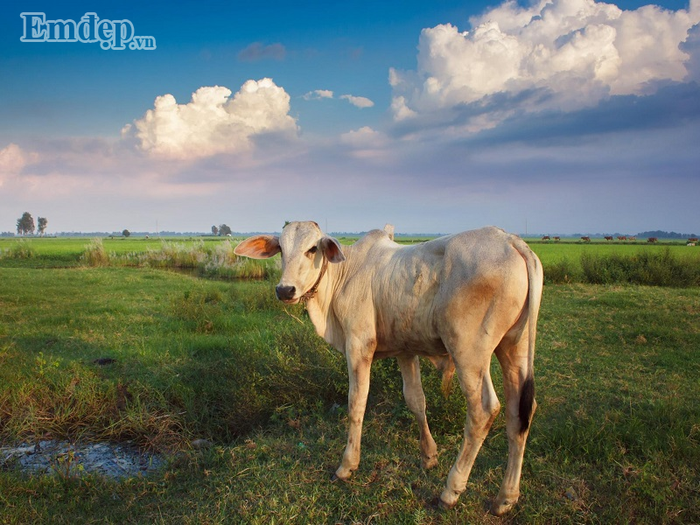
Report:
20,12,156,50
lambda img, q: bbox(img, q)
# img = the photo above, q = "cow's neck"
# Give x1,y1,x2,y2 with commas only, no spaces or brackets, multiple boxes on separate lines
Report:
304,248,351,351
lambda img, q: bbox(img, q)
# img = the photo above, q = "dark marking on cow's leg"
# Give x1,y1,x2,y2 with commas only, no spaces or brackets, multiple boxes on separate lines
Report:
518,376,535,433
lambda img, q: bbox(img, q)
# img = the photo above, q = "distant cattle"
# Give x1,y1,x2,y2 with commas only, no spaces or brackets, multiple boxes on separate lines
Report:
647,237,658,243
235,222,543,515
553,236,561,242
628,236,637,241
581,236,591,242
617,236,627,241
688,243,696,247
604,236,613,241
541,236,550,241
688,238,699,243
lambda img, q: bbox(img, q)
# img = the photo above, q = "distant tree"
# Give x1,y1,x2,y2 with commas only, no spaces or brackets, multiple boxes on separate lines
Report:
16,212,35,236
218,224,232,236
37,217,48,236
211,225,219,236
122,229,131,238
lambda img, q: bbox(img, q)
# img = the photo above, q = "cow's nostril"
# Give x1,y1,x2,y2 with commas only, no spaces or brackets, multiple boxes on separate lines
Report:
275,285,296,301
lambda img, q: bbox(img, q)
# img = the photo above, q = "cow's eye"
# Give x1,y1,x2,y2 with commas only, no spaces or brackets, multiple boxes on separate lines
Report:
306,246,318,256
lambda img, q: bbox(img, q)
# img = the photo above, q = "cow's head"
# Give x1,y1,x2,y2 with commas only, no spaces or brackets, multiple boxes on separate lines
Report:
234,221,345,304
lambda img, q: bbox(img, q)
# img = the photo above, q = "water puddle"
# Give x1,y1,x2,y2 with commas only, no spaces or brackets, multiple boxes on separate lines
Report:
0,440,164,479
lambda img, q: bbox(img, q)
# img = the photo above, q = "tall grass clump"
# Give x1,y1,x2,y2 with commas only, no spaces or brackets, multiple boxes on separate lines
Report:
0,239,37,260
80,238,110,267
580,248,700,286
114,240,280,280
112,240,208,269
201,240,280,280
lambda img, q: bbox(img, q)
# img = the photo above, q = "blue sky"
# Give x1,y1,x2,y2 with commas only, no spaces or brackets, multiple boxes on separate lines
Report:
1,0,698,235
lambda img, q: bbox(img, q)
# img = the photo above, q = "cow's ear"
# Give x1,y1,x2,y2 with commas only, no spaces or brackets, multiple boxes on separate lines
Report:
320,236,345,263
234,235,281,259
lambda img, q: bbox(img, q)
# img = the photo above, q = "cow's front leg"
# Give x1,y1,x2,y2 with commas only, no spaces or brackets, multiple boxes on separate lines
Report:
333,337,373,481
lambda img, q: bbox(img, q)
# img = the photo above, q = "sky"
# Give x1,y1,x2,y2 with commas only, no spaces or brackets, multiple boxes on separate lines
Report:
1,0,699,235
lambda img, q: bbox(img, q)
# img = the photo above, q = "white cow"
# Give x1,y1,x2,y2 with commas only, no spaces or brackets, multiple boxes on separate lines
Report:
234,221,543,515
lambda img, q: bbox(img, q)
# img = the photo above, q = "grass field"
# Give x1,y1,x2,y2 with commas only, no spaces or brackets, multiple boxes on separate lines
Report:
0,237,698,523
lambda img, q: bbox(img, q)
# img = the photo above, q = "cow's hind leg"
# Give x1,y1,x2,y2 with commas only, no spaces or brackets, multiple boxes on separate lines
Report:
439,357,501,509
491,335,536,516
397,355,438,469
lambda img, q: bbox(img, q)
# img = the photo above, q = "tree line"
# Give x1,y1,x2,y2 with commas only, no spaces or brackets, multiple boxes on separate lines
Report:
8,216,234,238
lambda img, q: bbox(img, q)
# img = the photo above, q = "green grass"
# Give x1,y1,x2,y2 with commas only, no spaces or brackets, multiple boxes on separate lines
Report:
0,237,279,279
528,239,700,264
4,236,699,287
0,241,698,523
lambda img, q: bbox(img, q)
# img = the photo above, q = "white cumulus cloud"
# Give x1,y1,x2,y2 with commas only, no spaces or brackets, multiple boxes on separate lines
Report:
390,0,700,130
340,94,375,108
127,78,298,160
303,89,334,100
303,90,374,108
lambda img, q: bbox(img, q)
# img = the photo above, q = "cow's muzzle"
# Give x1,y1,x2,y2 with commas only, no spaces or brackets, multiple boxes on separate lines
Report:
275,285,297,303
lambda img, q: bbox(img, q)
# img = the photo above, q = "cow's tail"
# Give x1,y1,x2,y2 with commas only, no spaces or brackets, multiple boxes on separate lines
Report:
512,237,544,434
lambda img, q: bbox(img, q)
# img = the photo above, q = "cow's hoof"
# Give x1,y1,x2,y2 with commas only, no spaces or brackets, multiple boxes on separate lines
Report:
331,468,351,483
421,455,438,470
490,498,517,516
430,496,455,511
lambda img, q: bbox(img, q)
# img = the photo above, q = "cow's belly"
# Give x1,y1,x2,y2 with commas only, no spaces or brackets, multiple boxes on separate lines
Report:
373,338,448,361
374,306,447,359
